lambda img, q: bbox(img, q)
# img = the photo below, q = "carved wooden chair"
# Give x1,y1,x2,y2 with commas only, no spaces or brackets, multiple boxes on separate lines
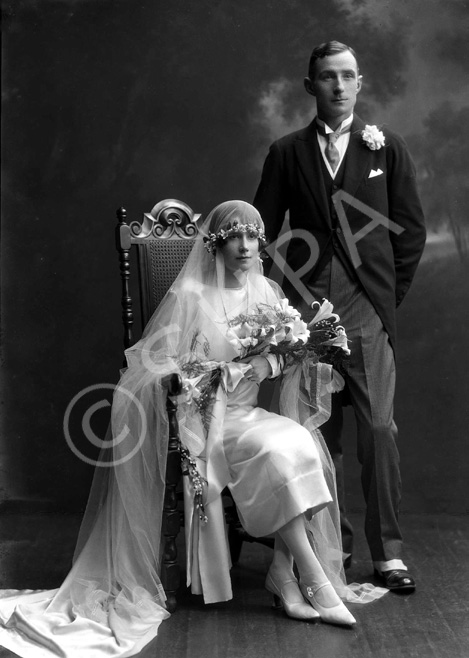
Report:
115,199,198,612
115,199,273,612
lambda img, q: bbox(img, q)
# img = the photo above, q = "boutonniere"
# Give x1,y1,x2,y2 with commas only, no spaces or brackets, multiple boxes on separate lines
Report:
361,125,385,150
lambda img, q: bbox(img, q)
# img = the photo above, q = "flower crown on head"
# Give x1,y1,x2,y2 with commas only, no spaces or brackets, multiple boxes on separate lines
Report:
203,222,267,255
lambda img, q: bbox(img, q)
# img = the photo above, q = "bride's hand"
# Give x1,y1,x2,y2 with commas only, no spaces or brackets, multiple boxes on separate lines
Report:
239,356,272,383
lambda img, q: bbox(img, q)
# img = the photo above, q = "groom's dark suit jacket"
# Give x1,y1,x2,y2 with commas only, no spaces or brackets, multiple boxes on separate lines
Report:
254,115,426,349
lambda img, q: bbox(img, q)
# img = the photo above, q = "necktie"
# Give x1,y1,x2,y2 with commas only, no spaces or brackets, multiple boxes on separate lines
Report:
316,121,351,173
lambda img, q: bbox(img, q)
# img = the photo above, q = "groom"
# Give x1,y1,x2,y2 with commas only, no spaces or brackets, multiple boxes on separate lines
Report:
254,41,426,591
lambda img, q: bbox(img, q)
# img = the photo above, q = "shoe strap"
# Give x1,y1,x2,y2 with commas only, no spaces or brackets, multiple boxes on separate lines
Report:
304,582,331,598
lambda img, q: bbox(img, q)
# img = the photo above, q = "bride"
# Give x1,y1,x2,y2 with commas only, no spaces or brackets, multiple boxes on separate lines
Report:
0,200,385,658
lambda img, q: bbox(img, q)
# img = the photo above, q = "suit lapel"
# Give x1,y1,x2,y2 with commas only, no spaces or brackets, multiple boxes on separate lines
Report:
293,116,374,226
342,116,372,199
293,120,332,227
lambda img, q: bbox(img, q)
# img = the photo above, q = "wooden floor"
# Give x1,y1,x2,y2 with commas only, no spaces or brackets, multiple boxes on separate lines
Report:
1,512,468,658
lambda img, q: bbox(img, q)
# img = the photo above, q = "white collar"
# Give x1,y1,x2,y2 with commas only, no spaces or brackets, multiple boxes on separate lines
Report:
317,113,353,134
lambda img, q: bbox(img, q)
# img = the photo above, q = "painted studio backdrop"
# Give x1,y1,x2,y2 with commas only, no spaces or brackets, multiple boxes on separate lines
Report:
2,0,468,518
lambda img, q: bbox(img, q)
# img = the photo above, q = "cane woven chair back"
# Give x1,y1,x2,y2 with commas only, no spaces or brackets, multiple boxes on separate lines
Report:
115,199,202,349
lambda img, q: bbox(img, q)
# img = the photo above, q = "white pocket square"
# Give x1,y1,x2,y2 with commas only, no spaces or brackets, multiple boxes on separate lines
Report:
368,168,383,178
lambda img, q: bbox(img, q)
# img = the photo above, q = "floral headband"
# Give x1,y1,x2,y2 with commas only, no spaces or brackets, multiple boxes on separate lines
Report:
203,222,267,255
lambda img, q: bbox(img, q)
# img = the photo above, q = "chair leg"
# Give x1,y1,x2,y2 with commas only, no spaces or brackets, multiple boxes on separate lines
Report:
161,392,182,613
161,441,181,613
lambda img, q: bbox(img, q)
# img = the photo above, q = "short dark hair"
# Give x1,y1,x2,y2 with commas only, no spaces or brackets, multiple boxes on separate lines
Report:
308,41,358,78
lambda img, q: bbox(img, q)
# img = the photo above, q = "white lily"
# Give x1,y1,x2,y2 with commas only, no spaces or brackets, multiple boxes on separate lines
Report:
274,299,302,320
284,318,310,344
322,328,351,355
308,299,340,327
180,374,205,402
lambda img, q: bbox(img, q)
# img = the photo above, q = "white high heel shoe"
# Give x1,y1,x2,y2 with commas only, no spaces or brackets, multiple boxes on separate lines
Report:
265,569,320,621
300,581,356,626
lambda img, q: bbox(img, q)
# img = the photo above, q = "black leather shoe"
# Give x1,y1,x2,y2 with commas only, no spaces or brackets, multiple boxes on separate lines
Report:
374,569,416,592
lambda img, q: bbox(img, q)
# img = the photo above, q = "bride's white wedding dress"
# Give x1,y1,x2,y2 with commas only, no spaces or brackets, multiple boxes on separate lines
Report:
180,282,336,604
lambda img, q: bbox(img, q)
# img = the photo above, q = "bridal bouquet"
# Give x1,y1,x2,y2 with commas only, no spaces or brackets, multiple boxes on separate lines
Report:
176,299,349,522
226,298,350,374
226,299,310,358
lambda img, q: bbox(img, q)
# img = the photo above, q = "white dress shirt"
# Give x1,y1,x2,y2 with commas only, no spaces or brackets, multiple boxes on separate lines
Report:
316,113,354,179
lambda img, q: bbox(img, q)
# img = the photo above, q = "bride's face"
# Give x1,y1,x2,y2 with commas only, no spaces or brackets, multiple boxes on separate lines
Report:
220,227,260,277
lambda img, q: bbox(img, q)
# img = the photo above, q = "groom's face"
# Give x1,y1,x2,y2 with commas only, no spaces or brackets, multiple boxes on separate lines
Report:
304,50,362,128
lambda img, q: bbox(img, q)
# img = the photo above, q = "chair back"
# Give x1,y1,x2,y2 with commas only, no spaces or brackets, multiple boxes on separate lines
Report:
115,199,202,349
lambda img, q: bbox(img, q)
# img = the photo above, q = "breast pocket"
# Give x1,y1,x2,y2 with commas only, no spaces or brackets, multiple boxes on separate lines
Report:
365,171,386,187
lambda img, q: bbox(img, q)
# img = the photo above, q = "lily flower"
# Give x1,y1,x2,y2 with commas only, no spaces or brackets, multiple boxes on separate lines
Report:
322,327,351,355
308,299,340,328
180,374,205,402
284,318,310,344
274,299,302,320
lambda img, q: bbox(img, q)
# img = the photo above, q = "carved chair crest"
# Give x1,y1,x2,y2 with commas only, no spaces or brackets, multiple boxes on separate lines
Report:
115,199,202,349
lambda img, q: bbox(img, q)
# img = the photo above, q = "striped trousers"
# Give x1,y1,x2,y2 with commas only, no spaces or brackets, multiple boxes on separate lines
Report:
305,255,403,562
